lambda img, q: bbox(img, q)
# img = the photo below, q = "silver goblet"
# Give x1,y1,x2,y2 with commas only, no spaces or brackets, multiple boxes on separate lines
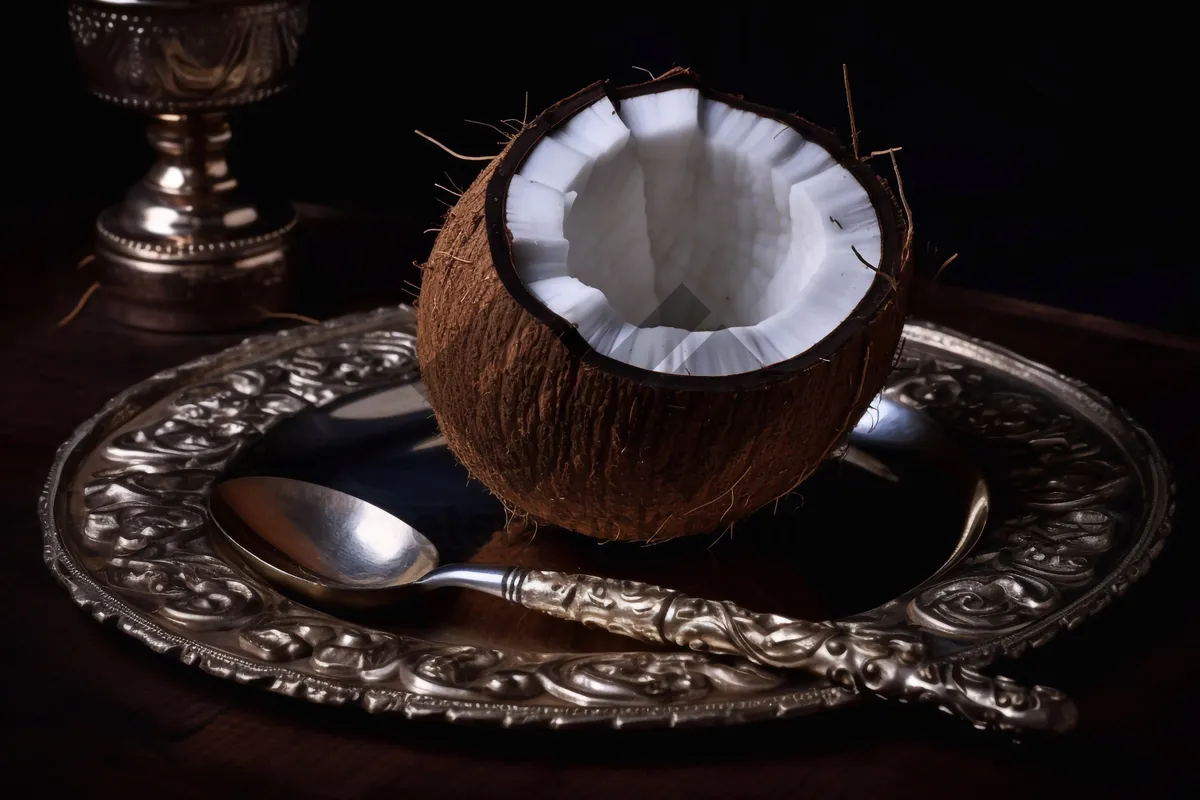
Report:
67,0,310,331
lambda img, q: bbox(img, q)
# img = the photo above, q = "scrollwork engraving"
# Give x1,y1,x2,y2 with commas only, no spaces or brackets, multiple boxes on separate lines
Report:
105,552,262,631
237,617,782,705
896,349,1135,642
537,652,785,706
909,572,1061,635
513,572,678,643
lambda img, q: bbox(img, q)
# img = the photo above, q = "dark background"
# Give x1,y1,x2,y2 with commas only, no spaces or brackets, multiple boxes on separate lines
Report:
7,3,1196,335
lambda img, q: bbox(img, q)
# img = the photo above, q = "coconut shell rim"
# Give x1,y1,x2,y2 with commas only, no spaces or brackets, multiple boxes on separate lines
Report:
484,67,907,393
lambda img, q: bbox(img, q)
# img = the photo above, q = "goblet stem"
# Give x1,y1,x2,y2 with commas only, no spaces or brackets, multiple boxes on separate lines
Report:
96,110,297,332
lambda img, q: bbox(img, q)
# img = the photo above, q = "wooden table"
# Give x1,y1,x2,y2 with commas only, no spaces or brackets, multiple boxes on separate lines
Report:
2,215,1196,799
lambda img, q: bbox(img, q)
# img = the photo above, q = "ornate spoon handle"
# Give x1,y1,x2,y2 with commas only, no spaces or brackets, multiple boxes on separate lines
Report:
499,568,1077,734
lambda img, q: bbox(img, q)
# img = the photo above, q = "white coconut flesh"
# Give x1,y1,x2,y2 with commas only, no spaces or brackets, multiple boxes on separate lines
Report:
504,87,886,378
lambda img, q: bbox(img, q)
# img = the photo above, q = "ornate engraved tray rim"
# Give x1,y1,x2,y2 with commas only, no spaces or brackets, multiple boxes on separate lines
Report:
39,306,1175,729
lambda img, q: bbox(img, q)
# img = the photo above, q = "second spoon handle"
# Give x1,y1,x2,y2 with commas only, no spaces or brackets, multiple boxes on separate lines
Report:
493,567,1075,735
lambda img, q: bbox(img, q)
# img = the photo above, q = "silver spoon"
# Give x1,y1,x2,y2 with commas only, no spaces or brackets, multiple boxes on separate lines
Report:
207,409,1074,733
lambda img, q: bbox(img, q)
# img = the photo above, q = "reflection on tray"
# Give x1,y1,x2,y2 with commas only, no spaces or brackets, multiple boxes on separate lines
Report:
227,382,978,653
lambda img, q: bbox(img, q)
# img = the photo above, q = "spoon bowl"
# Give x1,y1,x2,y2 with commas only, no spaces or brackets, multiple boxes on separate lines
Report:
213,475,437,588
211,475,525,608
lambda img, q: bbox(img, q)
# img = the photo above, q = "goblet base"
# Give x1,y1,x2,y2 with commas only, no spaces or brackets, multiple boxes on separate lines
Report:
95,206,295,333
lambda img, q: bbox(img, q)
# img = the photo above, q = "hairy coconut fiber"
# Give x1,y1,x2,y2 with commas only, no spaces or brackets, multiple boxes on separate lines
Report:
417,69,912,541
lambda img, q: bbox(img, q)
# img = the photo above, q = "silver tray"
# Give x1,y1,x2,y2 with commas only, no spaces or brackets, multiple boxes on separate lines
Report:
40,306,1174,729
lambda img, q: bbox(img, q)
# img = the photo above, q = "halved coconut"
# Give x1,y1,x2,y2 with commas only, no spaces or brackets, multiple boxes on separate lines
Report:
417,69,911,541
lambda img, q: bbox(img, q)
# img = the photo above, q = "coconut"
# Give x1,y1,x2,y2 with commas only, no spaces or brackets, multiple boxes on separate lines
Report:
416,68,912,542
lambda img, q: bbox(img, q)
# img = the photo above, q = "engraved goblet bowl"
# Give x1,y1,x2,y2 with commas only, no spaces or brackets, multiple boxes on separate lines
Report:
67,0,311,332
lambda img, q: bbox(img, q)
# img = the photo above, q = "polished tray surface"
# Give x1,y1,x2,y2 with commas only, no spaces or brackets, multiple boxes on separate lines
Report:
40,306,1173,728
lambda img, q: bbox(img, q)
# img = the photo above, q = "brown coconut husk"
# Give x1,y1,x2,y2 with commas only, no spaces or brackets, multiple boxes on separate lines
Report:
416,68,913,542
